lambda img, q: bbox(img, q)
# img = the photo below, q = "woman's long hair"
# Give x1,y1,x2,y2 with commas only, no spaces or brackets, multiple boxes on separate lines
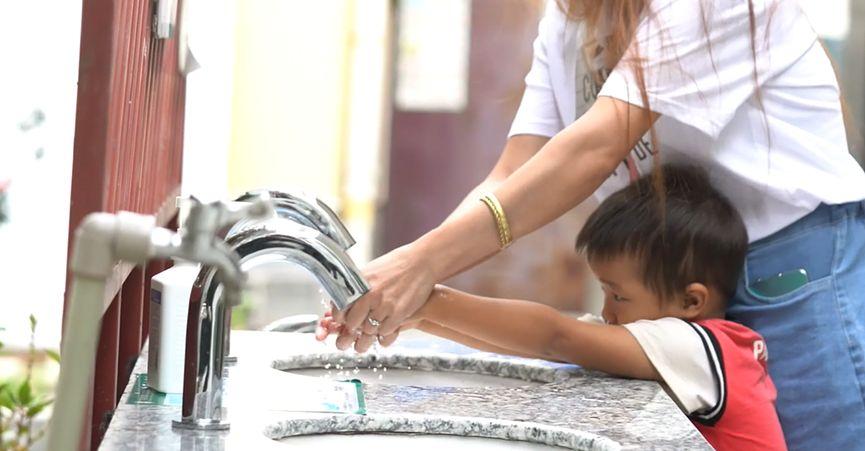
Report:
555,0,853,170
554,0,783,213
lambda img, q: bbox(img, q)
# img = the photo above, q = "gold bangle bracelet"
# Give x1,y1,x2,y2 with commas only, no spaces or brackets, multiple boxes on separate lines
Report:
479,192,513,249
480,196,506,247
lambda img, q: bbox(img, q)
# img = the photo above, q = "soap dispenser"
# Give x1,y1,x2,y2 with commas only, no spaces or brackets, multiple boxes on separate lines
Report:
147,261,200,393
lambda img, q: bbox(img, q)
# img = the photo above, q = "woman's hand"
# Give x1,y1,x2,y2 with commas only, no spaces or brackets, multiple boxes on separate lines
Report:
314,306,424,345
330,242,436,352
315,136,550,352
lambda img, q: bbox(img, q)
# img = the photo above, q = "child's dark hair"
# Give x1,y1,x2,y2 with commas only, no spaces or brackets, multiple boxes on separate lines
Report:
576,165,748,301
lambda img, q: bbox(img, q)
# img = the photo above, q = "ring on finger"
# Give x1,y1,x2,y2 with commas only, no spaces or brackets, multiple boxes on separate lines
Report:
367,317,382,327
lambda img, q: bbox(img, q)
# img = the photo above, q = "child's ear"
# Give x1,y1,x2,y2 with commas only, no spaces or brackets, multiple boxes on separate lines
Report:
681,283,709,319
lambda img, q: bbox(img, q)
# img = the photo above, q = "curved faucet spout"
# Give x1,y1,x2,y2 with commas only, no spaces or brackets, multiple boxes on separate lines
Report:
232,190,356,250
229,226,369,309
174,222,369,430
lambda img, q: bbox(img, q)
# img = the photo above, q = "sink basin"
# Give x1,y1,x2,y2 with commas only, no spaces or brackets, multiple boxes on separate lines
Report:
287,366,538,388
273,351,569,389
273,433,560,449
263,414,622,450
259,334,620,450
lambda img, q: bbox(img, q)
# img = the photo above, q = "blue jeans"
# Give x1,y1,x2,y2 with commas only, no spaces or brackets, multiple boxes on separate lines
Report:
727,201,865,450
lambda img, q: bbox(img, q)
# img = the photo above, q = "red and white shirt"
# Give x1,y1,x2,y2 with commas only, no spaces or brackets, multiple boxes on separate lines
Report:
623,317,786,450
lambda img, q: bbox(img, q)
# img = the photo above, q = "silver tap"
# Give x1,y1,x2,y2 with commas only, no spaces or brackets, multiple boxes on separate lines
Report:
230,190,356,249
47,196,273,451
151,195,273,289
223,190,356,365
172,219,369,431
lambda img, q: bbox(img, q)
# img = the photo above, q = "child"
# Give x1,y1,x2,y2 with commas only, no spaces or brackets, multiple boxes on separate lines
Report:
319,165,785,450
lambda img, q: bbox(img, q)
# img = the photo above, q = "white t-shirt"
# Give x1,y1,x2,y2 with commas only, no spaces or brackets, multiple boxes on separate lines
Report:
578,314,720,416
509,0,865,241
624,318,720,416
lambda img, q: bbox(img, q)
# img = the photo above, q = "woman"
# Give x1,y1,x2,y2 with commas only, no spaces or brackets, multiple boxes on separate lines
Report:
325,1,865,449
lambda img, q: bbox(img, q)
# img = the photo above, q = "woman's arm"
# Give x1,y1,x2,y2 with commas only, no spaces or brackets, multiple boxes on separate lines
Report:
421,98,657,282
419,286,660,381
445,135,549,220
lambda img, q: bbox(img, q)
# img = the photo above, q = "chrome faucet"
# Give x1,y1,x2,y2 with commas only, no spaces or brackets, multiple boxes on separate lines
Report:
223,190,357,364
49,195,273,451
172,219,370,431
153,195,273,289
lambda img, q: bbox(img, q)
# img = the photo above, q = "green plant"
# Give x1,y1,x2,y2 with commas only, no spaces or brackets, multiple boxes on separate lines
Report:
0,315,58,451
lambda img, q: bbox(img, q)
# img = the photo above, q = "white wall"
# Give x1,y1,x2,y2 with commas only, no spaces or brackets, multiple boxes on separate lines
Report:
180,0,236,204
0,1,83,349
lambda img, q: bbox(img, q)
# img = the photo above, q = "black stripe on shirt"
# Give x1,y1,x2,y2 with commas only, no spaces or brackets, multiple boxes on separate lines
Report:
686,322,728,426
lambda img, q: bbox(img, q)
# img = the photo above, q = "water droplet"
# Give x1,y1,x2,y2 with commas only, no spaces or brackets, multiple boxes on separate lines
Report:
372,367,377,372
383,367,387,372
378,374,383,380
324,363,331,369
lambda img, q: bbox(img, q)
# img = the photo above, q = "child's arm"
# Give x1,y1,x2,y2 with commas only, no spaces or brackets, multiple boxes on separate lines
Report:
417,285,660,380
414,320,555,360
316,308,544,359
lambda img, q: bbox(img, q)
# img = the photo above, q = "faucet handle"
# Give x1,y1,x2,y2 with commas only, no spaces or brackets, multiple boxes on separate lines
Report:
157,195,275,287
218,192,274,228
176,193,275,234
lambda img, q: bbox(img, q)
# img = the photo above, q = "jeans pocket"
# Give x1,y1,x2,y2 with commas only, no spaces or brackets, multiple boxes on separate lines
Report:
741,221,835,304
739,272,833,307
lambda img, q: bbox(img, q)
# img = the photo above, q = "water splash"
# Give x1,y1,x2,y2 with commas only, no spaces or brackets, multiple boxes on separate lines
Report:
318,288,336,314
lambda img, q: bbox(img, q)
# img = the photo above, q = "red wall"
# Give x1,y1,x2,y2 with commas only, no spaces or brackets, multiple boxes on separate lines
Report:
65,0,186,448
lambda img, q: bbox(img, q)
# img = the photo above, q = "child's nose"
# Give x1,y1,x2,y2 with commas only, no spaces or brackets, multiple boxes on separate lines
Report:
601,303,615,325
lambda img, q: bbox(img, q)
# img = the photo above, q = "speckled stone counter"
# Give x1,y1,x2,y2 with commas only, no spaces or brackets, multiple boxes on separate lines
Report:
100,330,711,450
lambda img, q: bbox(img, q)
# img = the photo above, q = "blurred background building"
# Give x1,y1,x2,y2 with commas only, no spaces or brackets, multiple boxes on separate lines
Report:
1,0,863,350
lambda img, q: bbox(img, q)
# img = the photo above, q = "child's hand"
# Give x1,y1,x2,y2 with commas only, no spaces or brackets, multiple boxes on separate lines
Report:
315,309,346,342
400,316,422,331
315,285,442,346
315,309,412,344
377,287,442,344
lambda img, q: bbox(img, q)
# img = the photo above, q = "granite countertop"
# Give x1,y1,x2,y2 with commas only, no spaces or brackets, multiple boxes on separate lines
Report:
100,330,711,450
